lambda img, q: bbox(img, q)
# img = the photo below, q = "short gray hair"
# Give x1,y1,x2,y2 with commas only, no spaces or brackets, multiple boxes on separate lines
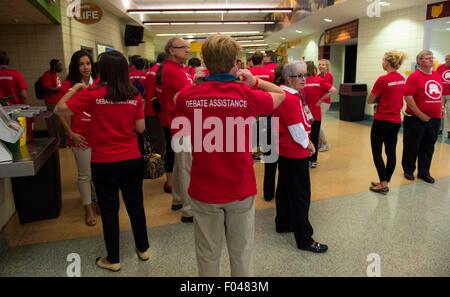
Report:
416,50,433,63
282,60,307,80
164,37,184,55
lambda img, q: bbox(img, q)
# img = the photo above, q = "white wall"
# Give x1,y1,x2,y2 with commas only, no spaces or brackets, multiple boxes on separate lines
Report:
356,5,427,115
60,0,155,67
429,31,450,65
287,32,321,63
330,45,345,102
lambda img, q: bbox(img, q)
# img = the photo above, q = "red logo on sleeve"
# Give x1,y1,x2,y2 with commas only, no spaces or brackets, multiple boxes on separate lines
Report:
425,80,442,100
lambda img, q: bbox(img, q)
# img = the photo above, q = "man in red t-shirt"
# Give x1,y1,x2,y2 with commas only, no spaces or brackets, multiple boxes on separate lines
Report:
263,50,277,74
0,51,28,105
436,54,450,138
402,50,443,183
160,37,194,221
42,59,63,107
129,57,147,98
174,35,285,277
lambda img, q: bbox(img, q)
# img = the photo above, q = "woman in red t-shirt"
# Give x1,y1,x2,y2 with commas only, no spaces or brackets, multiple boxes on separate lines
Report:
367,51,407,194
57,50,98,227
318,59,334,152
55,51,149,272
273,60,328,253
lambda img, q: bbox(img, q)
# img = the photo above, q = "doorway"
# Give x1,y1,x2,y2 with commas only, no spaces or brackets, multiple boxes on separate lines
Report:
344,44,357,83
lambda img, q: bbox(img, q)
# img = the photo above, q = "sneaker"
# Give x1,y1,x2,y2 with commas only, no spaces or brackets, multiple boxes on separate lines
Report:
309,161,317,168
95,257,121,272
136,248,150,261
318,144,329,152
163,182,172,193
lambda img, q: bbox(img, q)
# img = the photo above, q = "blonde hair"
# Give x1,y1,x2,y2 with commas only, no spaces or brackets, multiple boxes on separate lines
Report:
201,35,241,74
318,59,331,72
384,51,407,70
416,50,433,63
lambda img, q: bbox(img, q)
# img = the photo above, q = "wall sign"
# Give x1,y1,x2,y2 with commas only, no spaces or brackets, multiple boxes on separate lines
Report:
74,2,103,24
426,1,450,20
323,20,359,46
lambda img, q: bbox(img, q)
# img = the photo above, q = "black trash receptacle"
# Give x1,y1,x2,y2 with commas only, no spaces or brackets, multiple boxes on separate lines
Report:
339,83,368,121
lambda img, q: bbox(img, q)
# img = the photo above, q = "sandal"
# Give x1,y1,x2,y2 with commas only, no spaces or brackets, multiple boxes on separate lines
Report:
85,215,97,227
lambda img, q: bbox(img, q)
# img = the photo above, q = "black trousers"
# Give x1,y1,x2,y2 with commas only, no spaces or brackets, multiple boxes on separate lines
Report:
309,121,321,162
145,116,166,158
264,161,278,200
275,156,314,248
91,158,149,263
163,128,175,173
402,116,441,177
370,120,401,182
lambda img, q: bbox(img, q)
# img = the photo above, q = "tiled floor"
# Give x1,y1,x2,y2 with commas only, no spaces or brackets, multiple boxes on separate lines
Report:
1,113,449,276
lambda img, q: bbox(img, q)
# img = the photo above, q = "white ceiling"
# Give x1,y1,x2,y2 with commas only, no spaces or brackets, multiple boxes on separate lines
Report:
0,0,53,24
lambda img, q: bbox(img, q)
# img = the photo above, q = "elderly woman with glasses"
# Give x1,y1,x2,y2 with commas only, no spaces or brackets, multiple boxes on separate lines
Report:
273,60,328,253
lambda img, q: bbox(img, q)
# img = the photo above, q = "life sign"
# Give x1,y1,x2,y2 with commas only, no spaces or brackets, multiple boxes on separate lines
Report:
74,3,103,24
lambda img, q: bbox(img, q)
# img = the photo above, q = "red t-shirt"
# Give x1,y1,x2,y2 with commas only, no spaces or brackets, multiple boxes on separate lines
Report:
319,72,334,104
405,70,443,119
0,68,28,105
250,65,274,83
144,63,160,117
371,72,406,124
130,69,147,88
41,70,62,105
265,63,277,74
436,64,450,96
58,80,92,147
174,81,274,204
66,84,144,163
274,88,311,159
160,59,193,128
304,76,332,121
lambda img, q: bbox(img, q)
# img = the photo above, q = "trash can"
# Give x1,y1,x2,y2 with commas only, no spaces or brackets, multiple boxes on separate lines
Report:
339,83,368,121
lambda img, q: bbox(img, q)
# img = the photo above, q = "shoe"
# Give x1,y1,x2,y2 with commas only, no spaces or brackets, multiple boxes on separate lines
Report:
85,216,97,227
298,241,328,253
264,196,274,202
418,175,435,184
181,216,194,223
309,161,317,168
369,186,389,195
371,181,380,187
404,172,415,181
171,204,182,211
95,257,121,272
136,248,150,261
318,144,329,152
163,182,172,193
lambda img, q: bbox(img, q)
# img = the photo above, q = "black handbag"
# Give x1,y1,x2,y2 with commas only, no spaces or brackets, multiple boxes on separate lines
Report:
138,130,165,179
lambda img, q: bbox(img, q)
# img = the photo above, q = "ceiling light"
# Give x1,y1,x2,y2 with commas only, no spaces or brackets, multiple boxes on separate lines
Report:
379,1,390,6
241,44,268,47
144,21,274,25
324,18,333,22
128,8,293,15
249,21,274,24
446,28,450,31
144,22,170,25
280,37,286,40
295,30,303,34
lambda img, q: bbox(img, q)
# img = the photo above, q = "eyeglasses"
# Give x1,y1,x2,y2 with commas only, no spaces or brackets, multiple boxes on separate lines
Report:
171,45,190,50
289,74,306,79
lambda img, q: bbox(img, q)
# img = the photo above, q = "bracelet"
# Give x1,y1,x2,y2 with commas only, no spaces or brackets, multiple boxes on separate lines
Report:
252,77,259,89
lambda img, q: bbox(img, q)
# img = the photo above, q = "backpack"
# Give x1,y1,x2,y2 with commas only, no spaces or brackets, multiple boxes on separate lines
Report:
34,77,45,100
133,74,146,98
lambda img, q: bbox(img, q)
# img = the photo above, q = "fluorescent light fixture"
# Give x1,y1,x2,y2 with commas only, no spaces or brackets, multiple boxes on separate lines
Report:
128,8,293,15
295,30,303,34
237,40,265,43
324,18,333,22
155,31,261,37
249,21,274,24
280,37,286,40
446,28,450,31
145,21,273,25
379,1,390,6
144,22,170,25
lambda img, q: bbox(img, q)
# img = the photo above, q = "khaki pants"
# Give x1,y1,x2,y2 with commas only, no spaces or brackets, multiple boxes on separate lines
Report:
72,147,96,205
172,136,192,218
191,196,255,277
444,95,450,134
319,102,331,146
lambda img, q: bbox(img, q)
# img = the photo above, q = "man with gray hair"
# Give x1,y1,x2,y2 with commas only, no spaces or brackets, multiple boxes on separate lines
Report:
402,50,443,184
159,37,194,222
436,54,450,139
